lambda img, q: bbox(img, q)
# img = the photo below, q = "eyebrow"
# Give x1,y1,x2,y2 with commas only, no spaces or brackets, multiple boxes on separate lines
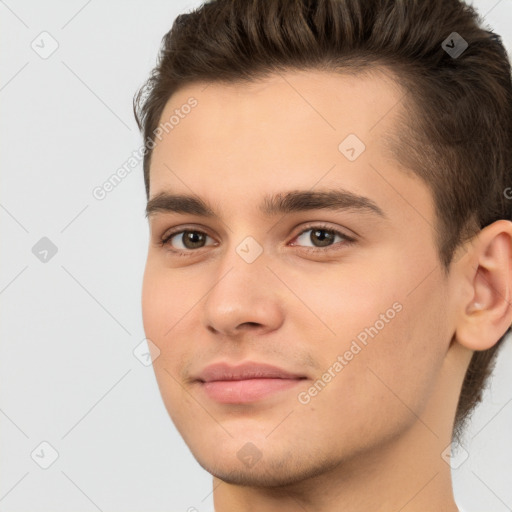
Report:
145,189,386,219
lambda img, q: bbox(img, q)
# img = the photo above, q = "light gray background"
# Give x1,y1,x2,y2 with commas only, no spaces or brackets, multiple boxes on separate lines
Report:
1,1,511,510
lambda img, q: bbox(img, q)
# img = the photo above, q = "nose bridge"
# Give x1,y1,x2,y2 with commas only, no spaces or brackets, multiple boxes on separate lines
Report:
213,226,269,284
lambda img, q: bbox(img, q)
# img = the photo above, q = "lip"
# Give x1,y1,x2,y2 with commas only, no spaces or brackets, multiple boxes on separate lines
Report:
195,362,307,404
196,362,306,382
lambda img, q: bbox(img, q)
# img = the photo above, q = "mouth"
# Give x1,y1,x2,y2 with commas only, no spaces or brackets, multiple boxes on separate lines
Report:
195,361,308,404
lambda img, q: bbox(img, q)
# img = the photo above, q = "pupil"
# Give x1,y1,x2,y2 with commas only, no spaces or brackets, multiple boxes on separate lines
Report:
184,231,204,248
312,229,333,247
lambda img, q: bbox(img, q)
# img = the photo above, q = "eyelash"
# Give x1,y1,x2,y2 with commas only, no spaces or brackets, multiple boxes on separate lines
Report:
159,224,356,257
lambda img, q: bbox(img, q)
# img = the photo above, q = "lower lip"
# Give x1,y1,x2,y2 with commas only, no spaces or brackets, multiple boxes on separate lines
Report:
200,378,303,403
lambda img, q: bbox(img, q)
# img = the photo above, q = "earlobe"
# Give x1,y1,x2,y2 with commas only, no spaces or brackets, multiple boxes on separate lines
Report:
455,220,512,351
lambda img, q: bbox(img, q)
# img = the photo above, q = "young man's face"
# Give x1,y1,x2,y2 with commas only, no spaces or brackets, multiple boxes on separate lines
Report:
142,69,464,486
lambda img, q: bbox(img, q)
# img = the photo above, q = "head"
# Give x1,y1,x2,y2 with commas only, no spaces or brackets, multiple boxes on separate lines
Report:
135,0,512,487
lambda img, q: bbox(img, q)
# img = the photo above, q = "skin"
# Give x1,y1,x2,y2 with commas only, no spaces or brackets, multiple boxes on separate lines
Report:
141,68,512,511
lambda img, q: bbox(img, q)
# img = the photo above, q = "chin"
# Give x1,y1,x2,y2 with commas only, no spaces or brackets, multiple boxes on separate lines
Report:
191,444,342,489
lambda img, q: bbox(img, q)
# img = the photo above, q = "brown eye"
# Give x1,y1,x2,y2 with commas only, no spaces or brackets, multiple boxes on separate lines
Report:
181,231,207,249
292,226,353,249
310,228,336,247
162,230,214,250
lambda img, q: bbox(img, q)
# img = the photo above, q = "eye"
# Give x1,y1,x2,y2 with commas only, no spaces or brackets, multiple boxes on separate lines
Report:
161,229,216,252
290,225,356,251
159,224,356,256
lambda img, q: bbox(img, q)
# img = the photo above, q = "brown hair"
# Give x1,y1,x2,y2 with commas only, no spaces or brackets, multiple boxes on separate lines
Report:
133,0,512,440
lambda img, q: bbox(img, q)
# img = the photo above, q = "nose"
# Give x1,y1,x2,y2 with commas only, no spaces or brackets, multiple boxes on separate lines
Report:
201,256,285,338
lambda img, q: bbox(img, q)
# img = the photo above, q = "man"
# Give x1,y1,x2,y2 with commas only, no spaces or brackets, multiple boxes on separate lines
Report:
134,0,512,510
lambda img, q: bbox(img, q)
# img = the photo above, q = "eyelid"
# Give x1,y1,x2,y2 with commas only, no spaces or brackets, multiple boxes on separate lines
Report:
287,224,356,253
160,224,217,248
291,222,357,242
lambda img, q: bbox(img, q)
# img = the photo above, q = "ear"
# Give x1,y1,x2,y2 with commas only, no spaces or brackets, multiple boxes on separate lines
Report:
455,220,512,351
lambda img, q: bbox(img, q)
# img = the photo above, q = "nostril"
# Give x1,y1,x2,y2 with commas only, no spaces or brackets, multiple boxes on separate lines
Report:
242,322,261,328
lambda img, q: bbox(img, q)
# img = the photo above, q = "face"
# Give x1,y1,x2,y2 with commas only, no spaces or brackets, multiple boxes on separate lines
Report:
142,69,457,486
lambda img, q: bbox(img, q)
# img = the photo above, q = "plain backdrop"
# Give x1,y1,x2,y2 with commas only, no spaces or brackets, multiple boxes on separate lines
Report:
1,1,511,510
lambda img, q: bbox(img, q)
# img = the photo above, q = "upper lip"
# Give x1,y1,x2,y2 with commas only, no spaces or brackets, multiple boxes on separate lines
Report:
195,362,306,382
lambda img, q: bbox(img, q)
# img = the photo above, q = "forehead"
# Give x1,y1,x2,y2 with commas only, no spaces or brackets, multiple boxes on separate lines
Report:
156,67,404,152
148,68,431,226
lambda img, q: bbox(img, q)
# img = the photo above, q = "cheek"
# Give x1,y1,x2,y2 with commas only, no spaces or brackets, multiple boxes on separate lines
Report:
307,261,449,426
141,264,198,419
141,269,167,344
141,261,198,376
380,286,449,411
142,259,197,338
307,262,402,346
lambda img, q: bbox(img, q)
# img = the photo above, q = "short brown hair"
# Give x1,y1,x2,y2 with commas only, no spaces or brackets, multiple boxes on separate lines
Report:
133,0,512,440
